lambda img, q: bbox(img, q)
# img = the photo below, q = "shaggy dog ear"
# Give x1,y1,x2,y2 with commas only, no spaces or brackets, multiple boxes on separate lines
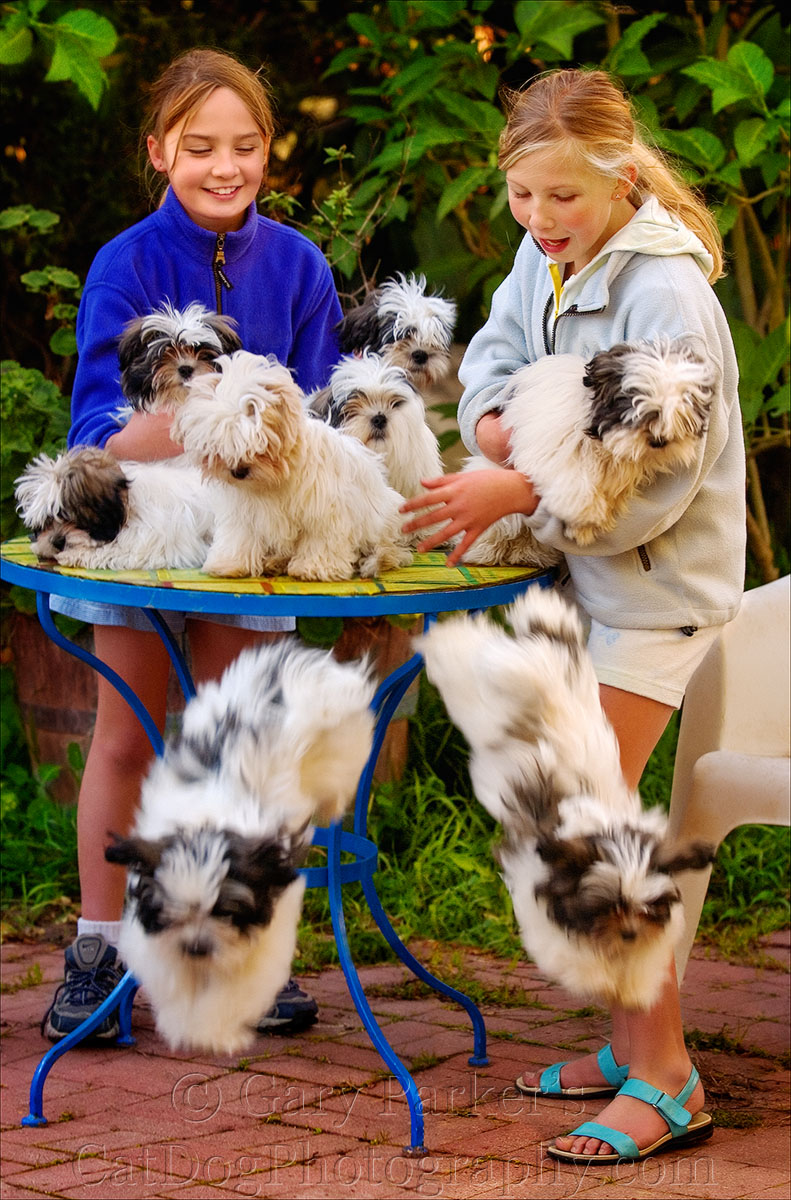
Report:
306,385,332,420
118,320,156,407
60,456,129,542
650,839,715,875
335,295,383,353
104,832,166,871
209,313,243,356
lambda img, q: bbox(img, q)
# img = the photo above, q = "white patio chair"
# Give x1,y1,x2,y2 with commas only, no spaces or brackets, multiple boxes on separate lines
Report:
667,573,791,981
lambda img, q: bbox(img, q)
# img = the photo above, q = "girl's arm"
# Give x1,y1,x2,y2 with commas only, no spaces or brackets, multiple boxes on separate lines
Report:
105,411,183,461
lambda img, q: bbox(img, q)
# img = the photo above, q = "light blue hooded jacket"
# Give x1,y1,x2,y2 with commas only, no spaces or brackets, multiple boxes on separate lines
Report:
457,199,745,630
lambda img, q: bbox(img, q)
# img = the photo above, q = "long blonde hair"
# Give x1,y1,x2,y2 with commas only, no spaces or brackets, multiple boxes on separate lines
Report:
142,48,275,203
499,69,723,282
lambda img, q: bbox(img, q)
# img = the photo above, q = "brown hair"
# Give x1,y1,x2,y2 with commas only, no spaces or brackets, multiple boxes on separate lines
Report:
142,48,275,203
499,69,723,282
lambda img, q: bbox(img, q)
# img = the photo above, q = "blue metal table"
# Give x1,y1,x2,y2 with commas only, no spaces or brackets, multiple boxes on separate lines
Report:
1,540,553,1153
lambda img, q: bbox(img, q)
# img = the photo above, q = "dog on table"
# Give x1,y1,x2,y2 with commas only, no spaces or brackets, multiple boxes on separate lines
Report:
461,335,716,566
306,351,443,501
117,300,242,414
14,446,214,570
419,586,714,1010
105,640,376,1055
335,273,457,392
172,350,412,581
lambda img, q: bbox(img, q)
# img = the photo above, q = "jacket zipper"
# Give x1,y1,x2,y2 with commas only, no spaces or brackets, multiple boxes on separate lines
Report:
637,544,652,571
213,234,232,313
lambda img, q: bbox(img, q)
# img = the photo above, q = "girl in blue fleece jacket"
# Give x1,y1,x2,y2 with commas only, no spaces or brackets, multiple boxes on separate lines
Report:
43,49,341,1044
402,68,745,1164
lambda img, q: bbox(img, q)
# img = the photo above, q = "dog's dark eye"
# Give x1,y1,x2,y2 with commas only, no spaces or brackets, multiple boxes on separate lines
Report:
391,399,406,409
231,465,250,480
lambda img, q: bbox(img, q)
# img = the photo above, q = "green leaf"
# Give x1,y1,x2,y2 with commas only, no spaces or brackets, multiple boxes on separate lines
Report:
655,127,726,173
296,617,344,647
0,15,33,66
515,1,605,60
49,328,78,357
54,9,117,58
44,34,108,108
727,41,774,101
346,11,386,47
437,92,505,136
607,12,665,76
436,167,493,223
733,118,769,166
0,205,33,230
26,208,60,232
20,270,50,292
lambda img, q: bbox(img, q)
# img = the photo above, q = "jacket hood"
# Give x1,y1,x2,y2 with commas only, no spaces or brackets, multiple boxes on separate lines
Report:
559,197,714,311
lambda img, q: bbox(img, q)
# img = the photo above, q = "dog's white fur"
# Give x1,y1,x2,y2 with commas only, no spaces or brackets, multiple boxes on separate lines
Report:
106,640,376,1055
419,587,713,1010
461,336,716,565
173,350,412,581
307,352,443,499
336,273,457,390
14,447,214,570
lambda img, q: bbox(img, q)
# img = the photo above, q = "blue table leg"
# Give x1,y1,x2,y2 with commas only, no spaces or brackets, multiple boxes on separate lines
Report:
23,972,139,1127
325,821,428,1156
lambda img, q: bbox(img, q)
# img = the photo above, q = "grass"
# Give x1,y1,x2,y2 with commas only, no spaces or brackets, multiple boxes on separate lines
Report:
1,666,788,968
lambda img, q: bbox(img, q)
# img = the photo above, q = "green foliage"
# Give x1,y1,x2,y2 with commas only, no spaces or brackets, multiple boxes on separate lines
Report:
0,1,117,109
0,665,80,930
0,359,70,541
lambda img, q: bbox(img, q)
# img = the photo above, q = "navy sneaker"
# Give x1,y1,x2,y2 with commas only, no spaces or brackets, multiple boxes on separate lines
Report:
256,978,318,1034
41,934,125,1042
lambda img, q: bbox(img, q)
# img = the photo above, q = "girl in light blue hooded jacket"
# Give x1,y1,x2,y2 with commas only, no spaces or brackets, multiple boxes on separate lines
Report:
402,68,745,1164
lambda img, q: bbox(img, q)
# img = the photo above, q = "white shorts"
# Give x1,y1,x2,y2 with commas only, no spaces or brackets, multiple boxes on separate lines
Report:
586,618,722,708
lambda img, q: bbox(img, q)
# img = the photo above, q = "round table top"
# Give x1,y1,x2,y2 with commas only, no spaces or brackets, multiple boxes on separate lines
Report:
0,537,553,618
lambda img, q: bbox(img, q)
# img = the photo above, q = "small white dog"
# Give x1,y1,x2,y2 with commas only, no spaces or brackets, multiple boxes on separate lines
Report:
419,587,713,1010
335,273,457,391
105,640,376,1055
173,350,413,581
462,335,716,565
306,351,444,499
14,446,214,570
117,300,242,413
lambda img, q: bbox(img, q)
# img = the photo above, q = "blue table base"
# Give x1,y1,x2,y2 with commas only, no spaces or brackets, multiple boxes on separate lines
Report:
22,597,489,1154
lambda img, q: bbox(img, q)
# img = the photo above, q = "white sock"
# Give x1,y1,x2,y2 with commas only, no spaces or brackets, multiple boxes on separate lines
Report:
77,918,122,948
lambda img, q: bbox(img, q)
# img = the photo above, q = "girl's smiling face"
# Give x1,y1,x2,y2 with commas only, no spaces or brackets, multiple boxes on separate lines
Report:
506,147,637,276
147,86,267,234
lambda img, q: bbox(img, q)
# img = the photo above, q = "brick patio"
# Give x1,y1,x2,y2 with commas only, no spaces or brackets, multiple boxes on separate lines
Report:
1,932,788,1199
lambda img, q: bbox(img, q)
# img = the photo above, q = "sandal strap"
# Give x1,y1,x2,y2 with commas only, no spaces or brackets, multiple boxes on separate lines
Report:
597,1043,629,1087
618,1067,699,1139
539,1061,570,1093
564,1121,638,1159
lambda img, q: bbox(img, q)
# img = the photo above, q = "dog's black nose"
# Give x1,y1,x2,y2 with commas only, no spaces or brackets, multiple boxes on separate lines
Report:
182,938,212,958
178,364,194,380
370,413,388,431
411,350,428,365
231,466,250,480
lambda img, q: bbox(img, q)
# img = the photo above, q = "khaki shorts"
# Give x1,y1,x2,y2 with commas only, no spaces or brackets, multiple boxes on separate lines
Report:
586,619,722,708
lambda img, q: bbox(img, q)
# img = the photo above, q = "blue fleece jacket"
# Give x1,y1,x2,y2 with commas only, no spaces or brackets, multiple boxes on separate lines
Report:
68,188,343,448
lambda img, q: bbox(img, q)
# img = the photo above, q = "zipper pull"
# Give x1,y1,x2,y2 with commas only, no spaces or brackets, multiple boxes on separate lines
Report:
213,234,232,292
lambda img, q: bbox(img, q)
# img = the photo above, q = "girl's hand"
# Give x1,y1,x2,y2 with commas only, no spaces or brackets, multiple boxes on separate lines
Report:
106,411,183,461
400,468,540,567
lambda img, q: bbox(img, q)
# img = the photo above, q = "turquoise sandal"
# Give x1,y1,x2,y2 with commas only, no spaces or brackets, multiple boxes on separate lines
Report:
515,1043,629,1099
547,1066,714,1163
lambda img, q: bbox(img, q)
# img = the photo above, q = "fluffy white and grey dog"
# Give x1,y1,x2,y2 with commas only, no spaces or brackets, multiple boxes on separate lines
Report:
336,273,457,390
462,335,716,565
419,587,714,1010
105,640,376,1055
173,350,413,580
306,351,443,500
14,446,214,570
118,300,242,413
